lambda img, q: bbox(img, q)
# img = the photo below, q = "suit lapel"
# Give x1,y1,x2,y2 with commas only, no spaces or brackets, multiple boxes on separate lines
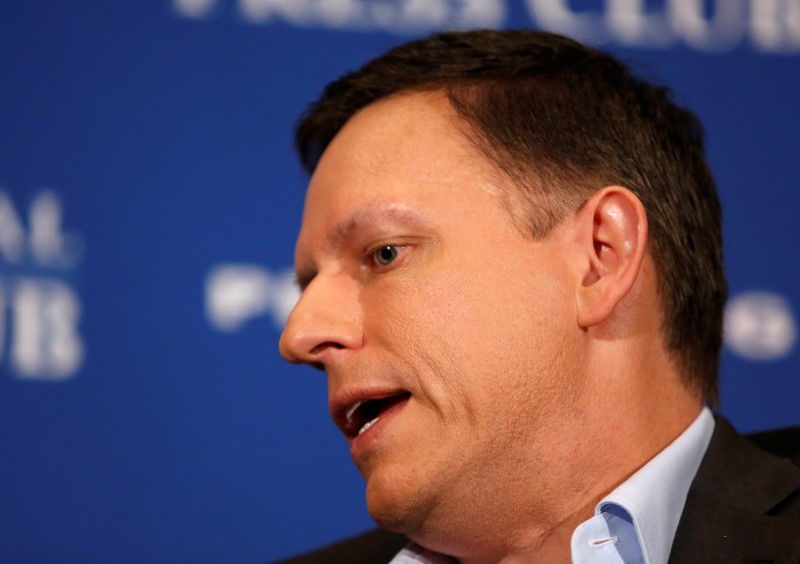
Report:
669,417,800,563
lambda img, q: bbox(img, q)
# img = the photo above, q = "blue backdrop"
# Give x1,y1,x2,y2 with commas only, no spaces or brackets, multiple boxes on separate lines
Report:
1,1,798,562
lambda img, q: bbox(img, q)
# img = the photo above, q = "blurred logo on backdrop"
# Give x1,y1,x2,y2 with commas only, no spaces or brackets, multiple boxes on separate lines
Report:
204,263,798,363
173,0,800,53
725,292,797,361
0,189,85,381
206,264,299,332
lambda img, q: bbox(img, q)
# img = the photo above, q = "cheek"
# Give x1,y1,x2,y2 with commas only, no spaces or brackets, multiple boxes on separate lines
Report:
359,273,485,417
375,269,557,376
359,256,578,428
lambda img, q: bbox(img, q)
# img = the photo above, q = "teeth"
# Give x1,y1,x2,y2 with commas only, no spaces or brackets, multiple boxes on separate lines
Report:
358,417,379,436
346,401,363,424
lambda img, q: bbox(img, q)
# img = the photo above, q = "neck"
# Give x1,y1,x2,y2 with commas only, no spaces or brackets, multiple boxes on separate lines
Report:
410,359,702,563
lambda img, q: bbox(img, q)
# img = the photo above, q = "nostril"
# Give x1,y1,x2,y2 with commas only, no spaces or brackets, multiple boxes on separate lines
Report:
309,341,345,355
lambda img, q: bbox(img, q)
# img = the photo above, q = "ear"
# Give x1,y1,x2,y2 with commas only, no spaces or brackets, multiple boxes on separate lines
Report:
573,186,648,328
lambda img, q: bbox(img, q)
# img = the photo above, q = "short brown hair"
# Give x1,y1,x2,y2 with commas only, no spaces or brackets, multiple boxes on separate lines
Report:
295,29,727,403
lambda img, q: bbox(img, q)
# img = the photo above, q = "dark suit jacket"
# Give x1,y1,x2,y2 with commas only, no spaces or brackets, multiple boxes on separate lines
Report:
279,417,800,563
668,417,800,563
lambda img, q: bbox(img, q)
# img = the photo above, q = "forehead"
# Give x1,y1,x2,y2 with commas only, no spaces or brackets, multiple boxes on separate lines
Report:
312,91,480,192
296,92,511,244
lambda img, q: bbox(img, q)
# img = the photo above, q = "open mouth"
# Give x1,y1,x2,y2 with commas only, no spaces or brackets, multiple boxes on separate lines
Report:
345,392,411,438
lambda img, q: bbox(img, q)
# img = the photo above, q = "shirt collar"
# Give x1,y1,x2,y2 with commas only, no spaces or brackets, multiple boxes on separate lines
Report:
595,406,715,564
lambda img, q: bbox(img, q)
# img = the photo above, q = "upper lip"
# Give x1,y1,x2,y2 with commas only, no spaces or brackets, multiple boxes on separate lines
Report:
330,387,410,439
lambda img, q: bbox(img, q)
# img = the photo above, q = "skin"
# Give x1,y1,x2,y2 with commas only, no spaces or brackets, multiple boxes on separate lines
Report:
279,91,702,563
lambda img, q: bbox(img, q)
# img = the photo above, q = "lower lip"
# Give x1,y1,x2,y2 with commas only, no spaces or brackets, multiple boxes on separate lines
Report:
349,396,410,459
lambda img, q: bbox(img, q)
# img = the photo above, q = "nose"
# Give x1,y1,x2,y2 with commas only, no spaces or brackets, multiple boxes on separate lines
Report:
279,275,363,369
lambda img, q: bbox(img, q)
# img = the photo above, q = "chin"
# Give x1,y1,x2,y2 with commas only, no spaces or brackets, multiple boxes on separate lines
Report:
364,469,431,534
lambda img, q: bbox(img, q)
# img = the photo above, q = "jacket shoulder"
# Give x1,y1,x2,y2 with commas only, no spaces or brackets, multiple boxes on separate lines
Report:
747,424,800,466
276,529,408,564
669,417,800,563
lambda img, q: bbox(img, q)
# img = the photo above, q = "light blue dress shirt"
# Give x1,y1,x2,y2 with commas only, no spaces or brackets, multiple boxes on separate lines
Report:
389,407,715,564
571,407,714,563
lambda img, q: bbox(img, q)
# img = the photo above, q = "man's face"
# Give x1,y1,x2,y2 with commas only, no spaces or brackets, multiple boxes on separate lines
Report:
280,92,585,538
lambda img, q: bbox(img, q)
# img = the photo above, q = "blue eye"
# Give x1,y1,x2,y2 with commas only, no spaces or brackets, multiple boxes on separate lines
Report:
374,245,399,266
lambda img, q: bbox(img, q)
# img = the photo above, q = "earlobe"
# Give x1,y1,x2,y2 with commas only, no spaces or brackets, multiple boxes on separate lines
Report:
575,187,648,328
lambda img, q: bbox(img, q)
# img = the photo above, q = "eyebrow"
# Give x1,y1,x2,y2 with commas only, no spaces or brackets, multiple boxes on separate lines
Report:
294,204,432,291
329,205,429,248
